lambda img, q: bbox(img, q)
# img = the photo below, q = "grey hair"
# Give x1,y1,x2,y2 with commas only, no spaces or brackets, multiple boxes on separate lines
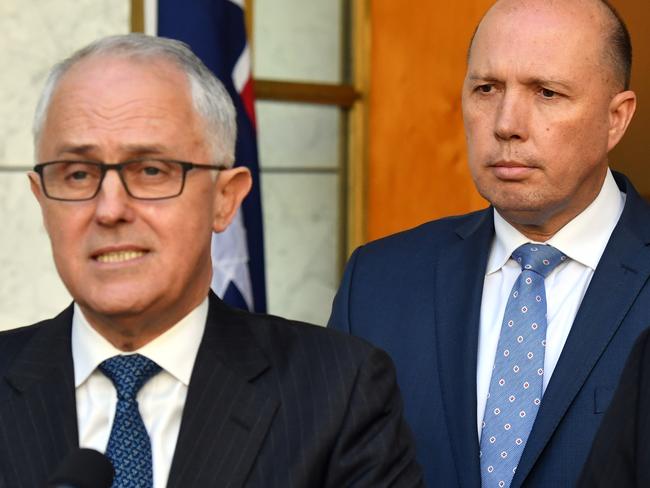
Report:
32,33,237,166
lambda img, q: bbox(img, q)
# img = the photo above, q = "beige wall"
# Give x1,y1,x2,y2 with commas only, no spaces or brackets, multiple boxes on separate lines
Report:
0,0,130,329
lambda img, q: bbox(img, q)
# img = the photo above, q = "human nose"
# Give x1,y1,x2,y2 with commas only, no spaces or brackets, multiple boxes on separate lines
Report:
94,169,134,225
494,89,529,142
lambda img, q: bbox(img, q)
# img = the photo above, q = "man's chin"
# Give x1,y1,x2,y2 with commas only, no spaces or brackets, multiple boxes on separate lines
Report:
74,288,154,321
490,195,559,228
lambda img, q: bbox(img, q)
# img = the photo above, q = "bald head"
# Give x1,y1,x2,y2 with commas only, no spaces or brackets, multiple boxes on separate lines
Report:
461,0,637,240
469,0,632,91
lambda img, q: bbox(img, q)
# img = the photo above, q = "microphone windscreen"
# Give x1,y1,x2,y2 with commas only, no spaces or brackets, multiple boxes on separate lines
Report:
48,448,114,488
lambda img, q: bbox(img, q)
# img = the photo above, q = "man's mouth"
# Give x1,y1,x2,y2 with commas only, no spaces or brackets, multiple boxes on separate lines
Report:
491,160,530,168
94,250,147,263
488,160,538,180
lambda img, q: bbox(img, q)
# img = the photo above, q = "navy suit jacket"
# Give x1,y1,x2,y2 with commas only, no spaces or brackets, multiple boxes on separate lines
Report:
0,293,423,487
329,173,650,487
579,327,650,487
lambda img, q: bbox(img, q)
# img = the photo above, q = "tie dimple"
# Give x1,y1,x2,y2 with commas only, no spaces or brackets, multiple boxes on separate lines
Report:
480,244,567,488
99,353,161,488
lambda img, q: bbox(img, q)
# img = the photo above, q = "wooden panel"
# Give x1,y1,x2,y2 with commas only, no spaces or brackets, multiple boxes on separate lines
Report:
609,0,650,195
245,0,254,41
367,0,649,242
254,79,359,107
130,0,144,33
345,0,371,256
367,1,491,241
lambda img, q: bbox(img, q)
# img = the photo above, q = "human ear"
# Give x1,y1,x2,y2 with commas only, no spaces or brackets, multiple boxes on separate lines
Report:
607,90,636,152
28,171,46,204
211,167,252,232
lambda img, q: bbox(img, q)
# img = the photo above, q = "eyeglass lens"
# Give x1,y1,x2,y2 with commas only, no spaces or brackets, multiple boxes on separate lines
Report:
41,160,186,200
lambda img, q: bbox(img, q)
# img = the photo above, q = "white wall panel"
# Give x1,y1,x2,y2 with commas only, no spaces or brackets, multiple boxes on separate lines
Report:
0,0,129,329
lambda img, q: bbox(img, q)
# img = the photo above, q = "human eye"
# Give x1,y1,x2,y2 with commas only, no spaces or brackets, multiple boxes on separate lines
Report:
125,160,183,193
539,87,558,99
60,162,98,183
131,159,175,178
476,84,494,94
143,162,167,176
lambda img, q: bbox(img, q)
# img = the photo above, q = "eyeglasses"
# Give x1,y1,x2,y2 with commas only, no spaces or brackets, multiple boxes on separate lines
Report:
33,159,227,201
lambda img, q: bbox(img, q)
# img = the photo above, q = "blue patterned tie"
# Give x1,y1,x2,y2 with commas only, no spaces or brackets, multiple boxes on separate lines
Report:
480,244,567,488
99,354,161,488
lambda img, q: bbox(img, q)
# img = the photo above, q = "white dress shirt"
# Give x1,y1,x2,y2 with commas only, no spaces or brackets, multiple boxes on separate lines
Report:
72,298,208,488
476,169,625,439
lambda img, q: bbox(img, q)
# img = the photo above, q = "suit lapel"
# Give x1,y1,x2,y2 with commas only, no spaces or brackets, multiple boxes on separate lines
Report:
0,306,78,484
435,209,494,488
168,294,279,487
513,177,650,486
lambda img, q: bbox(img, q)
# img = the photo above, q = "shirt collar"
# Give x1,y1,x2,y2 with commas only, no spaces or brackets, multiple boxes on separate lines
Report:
71,298,208,388
487,169,625,274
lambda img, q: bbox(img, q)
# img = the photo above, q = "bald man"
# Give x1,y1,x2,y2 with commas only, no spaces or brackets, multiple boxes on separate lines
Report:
329,1,650,486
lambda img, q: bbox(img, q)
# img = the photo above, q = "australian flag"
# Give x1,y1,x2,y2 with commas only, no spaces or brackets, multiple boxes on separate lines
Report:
158,0,267,312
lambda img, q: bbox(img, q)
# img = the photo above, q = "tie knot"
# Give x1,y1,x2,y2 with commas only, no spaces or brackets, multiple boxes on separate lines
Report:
99,354,161,401
512,243,567,278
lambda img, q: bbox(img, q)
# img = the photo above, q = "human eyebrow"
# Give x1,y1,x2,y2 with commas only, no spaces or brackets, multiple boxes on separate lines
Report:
466,74,501,83
56,144,98,157
48,143,172,162
117,144,172,159
119,144,168,155
524,78,573,92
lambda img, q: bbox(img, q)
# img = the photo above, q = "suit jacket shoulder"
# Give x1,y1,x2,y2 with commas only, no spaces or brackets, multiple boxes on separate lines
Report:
329,206,493,334
0,323,43,376
164,295,426,488
578,328,650,487
354,207,492,260
0,306,73,394
0,306,78,488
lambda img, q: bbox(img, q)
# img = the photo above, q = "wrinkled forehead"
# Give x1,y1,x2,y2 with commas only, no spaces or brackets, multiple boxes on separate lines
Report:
38,56,208,160
467,0,607,79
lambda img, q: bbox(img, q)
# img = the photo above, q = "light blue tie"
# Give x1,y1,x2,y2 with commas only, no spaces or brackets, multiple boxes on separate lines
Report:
99,354,161,488
480,244,567,488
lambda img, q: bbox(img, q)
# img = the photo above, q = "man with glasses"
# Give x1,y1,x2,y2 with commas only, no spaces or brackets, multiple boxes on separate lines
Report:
0,34,422,487
33,159,229,202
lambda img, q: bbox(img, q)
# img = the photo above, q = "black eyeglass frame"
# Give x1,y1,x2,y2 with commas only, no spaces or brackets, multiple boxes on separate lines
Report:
32,158,228,201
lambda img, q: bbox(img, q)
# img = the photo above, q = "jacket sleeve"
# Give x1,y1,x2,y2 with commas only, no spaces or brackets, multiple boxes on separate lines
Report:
324,346,424,488
327,247,362,334
578,328,650,487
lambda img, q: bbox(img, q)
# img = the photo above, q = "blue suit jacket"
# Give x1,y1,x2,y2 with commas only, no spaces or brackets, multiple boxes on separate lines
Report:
329,173,650,487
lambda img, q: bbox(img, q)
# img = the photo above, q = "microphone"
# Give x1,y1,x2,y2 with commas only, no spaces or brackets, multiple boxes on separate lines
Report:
48,448,114,488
